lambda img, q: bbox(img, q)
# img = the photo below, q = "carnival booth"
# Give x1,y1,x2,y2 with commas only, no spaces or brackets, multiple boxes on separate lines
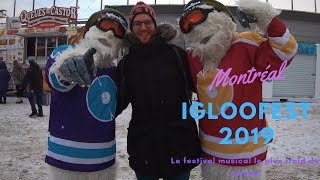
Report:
0,6,84,104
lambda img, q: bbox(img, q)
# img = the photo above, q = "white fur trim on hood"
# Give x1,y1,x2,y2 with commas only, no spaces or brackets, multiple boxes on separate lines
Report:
237,0,281,33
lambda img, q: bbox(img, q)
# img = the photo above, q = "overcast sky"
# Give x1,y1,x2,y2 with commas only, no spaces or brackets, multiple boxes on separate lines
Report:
1,0,319,23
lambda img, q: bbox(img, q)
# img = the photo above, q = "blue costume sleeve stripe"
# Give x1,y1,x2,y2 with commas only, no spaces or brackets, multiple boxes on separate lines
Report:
48,71,76,92
48,140,116,159
50,45,73,59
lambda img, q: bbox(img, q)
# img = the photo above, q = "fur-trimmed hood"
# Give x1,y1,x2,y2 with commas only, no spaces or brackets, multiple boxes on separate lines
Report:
123,22,179,48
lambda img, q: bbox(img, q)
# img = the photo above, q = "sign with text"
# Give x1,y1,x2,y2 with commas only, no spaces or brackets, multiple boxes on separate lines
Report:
19,6,78,28
6,17,21,29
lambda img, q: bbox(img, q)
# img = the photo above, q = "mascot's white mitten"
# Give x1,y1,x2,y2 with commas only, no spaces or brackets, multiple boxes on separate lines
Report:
45,8,128,180
51,47,97,87
236,0,281,33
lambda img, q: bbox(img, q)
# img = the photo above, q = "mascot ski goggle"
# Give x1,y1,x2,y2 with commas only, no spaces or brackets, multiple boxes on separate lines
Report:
96,12,128,39
179,0,234,34
179,7,214,34
179,0,214,34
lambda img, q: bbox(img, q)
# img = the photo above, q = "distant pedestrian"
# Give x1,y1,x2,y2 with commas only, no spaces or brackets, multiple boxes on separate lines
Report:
22,58,43,117
12,60,25,104
0,61,11,104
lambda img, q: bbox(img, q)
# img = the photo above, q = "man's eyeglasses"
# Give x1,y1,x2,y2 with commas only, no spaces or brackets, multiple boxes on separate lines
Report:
132,20,154,29
96,17,126,39
179,8,214,34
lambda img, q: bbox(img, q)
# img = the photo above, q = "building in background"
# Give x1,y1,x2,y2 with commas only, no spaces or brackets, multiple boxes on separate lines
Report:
264,43,320,101
0,5,84,91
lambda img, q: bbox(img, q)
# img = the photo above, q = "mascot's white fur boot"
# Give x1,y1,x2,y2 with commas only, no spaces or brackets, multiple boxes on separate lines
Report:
48,163,117,180
202,162,266,180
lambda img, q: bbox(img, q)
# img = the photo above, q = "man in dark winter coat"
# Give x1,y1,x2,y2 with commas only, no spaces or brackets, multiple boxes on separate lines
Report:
22,58,43,117
0,61,11,104
12,60,25,103
116,2,202,179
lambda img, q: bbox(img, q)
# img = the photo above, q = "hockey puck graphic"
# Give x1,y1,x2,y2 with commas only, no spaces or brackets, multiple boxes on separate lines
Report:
86,75,117,122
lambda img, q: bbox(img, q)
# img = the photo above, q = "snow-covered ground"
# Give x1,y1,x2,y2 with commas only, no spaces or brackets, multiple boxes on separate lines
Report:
0,97,319,180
